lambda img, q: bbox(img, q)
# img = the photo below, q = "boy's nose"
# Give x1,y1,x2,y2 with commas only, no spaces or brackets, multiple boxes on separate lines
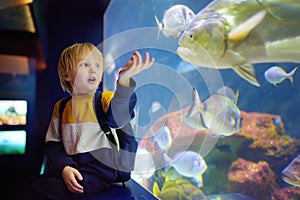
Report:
90,68,96,74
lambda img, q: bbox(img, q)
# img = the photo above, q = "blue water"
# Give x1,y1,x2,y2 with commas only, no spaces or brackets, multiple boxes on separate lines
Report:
102,0,300,198
103,0,299,138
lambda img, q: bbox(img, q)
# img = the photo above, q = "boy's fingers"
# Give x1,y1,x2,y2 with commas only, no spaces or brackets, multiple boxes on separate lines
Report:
143,52,150,66
71,179,84,193
74,169,83,180
142,55,154,69
146,57,155,68
135,51,142,67
132,55,137,69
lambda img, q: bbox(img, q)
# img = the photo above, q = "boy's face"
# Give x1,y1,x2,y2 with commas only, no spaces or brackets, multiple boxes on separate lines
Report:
67,52,103,95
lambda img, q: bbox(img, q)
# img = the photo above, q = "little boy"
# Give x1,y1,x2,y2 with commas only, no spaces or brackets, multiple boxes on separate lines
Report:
19,43,154,199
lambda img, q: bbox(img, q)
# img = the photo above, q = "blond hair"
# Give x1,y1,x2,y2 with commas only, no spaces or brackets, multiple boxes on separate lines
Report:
57,43,103,94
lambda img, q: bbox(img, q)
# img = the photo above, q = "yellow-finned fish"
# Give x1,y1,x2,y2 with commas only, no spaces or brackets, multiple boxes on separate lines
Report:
155,4,195,39
177,0,300,87
281,154,300,187
152,176,207,200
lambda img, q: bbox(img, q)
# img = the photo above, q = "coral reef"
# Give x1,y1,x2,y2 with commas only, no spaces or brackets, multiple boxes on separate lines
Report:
236,111,300,174
228,158,278,199
272,187,300,200
137,108,300,198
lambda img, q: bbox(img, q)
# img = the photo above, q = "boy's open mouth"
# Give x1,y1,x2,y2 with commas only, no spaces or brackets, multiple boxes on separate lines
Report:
88,77,96,82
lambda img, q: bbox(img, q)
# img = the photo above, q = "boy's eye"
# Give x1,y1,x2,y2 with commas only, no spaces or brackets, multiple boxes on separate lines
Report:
80,62,89,67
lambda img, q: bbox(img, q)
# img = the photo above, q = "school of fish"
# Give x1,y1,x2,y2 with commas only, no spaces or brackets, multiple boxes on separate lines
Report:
150,2,300,197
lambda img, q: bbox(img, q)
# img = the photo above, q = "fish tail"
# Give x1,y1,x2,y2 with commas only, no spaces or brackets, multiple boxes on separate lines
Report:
154,15,162,40
287,67,298,86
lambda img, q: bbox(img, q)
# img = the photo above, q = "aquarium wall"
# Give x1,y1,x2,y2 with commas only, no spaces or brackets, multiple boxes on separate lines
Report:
103,0,300,199
0,56,39,177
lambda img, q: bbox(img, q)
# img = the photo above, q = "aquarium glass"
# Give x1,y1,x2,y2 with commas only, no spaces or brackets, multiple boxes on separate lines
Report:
103,0,300,199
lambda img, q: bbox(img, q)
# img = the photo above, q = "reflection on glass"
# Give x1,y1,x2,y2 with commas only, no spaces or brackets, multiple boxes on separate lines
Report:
104,0,300,199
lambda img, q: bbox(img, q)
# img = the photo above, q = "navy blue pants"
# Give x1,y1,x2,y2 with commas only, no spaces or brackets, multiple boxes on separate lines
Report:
16,172,111,200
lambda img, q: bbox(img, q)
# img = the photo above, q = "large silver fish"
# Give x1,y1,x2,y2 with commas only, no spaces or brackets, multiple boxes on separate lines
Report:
281,154,300,187
184,88,241,137
177,0,300,86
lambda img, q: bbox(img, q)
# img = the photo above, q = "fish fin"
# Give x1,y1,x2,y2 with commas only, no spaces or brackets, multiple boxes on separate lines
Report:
154,15,162,40
187,88,203,117
183,112,208,131
199,113,208,129
235,90,239,104
256,0,300,24
173,32,181,39
152,181,161,197
233,64,261,87
195,174,203,188
287,67,298,86
228,9,267,43
164,175,170,183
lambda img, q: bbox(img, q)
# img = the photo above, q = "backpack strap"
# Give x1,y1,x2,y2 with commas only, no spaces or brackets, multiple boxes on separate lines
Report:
58,96,72,132
94,91,120,151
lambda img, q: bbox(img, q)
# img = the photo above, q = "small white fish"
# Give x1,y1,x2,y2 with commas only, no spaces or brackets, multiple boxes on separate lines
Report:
164,151,207,184
151,126,173,151
155,4,195,39
264,66,297,86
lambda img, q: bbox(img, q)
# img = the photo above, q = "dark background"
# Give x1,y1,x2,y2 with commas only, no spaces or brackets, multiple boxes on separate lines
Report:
0,0,110,196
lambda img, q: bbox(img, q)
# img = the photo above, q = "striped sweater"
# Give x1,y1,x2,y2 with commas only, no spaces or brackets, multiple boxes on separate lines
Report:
44,83,137,174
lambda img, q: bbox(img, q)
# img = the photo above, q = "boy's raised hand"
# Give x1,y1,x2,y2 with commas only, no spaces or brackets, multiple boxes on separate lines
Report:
118,51,155,86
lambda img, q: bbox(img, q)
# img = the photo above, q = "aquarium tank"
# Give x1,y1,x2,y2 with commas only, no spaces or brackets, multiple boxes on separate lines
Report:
102,0,300,199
